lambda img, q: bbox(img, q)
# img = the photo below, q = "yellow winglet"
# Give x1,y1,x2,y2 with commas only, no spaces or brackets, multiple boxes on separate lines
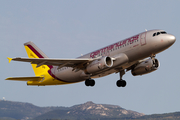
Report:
7,57,12,63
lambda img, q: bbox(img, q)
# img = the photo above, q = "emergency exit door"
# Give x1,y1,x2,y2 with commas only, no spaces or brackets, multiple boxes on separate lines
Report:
140,33,146,46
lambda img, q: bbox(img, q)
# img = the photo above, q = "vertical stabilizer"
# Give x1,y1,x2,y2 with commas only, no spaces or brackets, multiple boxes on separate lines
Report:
24,41,51,76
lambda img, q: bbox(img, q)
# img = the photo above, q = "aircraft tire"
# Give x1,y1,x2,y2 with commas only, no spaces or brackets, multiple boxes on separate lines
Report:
85,79,90,86
116,80,121,87
116,80,126,87
121,80,126,87
85,79,95,87
90,79,95,87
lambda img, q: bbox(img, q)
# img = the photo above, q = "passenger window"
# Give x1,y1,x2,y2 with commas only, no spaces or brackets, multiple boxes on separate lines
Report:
157,32,160,35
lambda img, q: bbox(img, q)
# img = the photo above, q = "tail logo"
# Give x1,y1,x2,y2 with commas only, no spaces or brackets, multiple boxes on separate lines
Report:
42,66,46,69
30,53,36,58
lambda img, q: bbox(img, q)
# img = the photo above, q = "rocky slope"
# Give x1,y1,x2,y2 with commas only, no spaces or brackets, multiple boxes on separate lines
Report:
35,101,144,120
1,100,180,120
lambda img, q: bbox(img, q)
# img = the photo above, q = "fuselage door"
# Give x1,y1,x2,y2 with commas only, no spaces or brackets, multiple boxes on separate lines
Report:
140,32,146,46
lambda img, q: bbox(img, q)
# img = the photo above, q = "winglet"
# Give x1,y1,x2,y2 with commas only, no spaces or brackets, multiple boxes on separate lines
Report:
7,57,12,63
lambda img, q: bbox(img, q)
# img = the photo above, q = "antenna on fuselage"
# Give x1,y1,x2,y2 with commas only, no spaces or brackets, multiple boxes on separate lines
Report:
145,29,147,31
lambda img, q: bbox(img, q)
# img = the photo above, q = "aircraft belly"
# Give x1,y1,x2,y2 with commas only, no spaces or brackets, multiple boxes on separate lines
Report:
54,68,85,83
92,69,116,78
91,60,136,78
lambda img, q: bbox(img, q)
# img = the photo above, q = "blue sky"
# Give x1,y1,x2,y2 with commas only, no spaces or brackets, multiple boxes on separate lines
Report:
0,0,179,115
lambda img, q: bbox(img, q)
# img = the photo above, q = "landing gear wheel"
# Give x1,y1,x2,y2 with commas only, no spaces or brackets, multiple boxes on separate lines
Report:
85,80,90,86
116,80,126,87
121,80,126,87
85,79,95,87
90,80,95,86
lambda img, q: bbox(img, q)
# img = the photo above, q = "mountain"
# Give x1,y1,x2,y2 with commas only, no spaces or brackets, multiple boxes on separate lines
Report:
136,112,180,120
0,100,67,120
0,100,180,120
35,101,144,120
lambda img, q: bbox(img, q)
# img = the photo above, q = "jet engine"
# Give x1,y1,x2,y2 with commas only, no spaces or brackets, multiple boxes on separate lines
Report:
85,56,113,74
131,58,160,76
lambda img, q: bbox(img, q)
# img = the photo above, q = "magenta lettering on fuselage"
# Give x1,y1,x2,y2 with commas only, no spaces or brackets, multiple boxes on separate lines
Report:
90,35,139,58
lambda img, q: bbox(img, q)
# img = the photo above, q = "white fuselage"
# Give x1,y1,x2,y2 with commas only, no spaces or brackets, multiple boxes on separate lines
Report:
51,30,175,83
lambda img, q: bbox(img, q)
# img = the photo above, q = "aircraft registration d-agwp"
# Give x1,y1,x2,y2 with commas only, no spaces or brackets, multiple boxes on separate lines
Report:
6,30,176,87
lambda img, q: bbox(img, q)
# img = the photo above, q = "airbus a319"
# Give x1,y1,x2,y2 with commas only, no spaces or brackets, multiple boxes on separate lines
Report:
6,30,176,87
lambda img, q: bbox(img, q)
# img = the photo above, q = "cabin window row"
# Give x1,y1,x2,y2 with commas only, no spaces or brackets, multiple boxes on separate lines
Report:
58,67,70,71
93,39,139,58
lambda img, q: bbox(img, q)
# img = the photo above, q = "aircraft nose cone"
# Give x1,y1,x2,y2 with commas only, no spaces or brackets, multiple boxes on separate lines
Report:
168,35,176,45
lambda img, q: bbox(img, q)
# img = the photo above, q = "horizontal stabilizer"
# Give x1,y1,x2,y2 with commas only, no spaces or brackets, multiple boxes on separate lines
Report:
5,76,44,81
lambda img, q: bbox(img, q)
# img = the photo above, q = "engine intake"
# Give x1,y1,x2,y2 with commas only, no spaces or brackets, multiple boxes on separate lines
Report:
85,56,113,74
131,58,160,76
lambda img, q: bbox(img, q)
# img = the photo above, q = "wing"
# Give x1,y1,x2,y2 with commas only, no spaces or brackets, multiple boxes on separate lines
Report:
8,57,94,69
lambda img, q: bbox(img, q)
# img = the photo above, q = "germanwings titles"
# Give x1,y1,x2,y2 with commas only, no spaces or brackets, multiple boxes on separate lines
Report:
6,30,176,87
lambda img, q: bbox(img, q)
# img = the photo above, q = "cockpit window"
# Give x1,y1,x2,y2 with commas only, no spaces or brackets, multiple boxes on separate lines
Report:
157,32,160,35
161,31,167,34
153,33,156,37
152,31,167,37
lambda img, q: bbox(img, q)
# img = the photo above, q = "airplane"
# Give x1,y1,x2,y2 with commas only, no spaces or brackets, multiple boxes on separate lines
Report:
6,29,176,87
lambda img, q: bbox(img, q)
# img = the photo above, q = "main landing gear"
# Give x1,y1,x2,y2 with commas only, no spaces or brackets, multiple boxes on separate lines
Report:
85,70,127,87
85,79,95,87
116,70,127,87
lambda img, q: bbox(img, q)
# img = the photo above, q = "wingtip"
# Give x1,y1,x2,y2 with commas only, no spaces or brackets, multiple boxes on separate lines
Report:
7,57,12,63
5,77,12,80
